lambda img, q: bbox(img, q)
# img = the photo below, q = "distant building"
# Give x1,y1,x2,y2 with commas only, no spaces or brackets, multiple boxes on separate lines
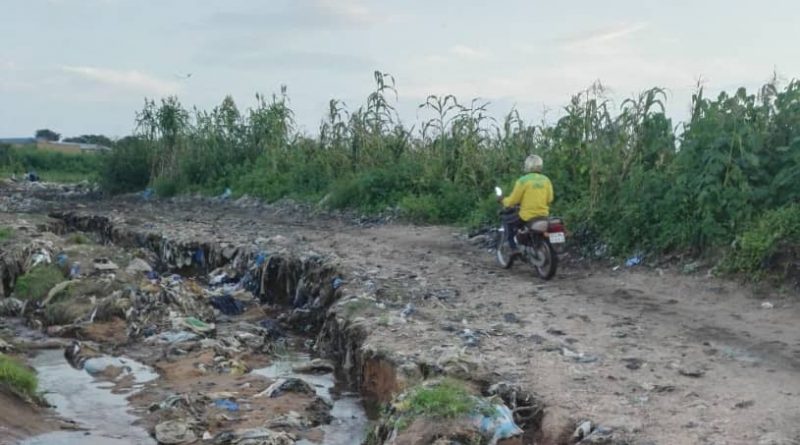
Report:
0,138,110,153
0,137,36,146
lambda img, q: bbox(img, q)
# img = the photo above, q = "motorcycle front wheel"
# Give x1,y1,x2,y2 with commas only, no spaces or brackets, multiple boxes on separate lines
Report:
496,229,515,269
534,240,558,280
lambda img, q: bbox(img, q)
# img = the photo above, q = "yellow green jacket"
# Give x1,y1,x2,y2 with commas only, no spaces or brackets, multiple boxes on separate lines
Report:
502,173,553,221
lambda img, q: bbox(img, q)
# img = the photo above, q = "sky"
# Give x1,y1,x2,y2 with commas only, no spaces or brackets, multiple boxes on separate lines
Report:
1,0,798,138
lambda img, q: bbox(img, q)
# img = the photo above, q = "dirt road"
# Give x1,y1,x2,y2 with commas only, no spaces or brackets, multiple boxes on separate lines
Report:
57,196,798,445
3,186,799,444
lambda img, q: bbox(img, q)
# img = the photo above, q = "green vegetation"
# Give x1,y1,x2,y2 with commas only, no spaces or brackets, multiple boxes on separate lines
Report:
722,204,800,275
0,144,102,183
10,71,796,276
0,354,38,399
393,379,482,430
0,226,12,241
13,265,65,301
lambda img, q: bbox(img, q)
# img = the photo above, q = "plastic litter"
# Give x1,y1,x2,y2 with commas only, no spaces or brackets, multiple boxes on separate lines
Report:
155,419,197,444
220,187,232,200
93,258,119,271
291,358,335,374
141,188,155,200
228,428,296,445
193,248,205,266
761,302,774,309
56,253,69,268
400,303,415,318
254,251,268,266
0,298,24,316
625,255,642,267
69,262,81,278
148,331,200,344
175,316,215,335
470,402,524,445
210,294,245,315
213,398,240,412
573,420,593,441
30,251,52,268
126,258,153,274
256,378,315,398
332,277,344,290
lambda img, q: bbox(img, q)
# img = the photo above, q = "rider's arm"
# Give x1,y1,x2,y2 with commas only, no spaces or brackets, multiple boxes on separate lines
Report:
502,180,524,207
546,179,554,205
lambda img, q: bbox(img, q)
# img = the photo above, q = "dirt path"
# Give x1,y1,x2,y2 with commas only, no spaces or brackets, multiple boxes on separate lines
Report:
3,188,799,444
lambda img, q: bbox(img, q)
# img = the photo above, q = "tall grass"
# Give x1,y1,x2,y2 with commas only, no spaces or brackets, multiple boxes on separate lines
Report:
97,72,800,275
0,145,102,182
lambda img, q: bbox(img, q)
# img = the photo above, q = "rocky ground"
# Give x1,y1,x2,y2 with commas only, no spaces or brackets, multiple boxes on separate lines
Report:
1,180,798,445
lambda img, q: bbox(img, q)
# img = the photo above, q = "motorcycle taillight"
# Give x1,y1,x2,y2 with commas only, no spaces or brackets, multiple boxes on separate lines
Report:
549,223,564,233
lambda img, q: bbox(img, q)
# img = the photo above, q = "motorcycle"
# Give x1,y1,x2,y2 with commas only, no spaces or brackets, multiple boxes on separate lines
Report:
494,186,566,280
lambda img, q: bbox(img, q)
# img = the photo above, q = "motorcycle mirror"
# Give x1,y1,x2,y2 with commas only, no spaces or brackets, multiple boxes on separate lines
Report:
494,186,503,197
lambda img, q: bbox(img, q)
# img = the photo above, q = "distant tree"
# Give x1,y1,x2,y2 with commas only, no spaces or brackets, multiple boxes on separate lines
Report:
63,134,114,147
35,129,60,141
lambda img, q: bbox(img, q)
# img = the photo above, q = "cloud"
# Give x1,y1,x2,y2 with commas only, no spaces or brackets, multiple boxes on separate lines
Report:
561,22,649,50
450,45,488,60
208,0,384,30
61,66,180,95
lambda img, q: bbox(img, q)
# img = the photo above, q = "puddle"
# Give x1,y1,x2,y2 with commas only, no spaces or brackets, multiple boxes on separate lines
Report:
19,349,157,445
253,354,369,445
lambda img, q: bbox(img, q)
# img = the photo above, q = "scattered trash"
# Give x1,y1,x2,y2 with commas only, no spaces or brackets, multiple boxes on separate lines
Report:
213,399,240,412
30,251,52,268
291,358,335,374
400,303,415,319
682,261,700,274
175,317,215,335
126,258,153,274
193,248,205,266
141,188,155,200
332,277,344,290
761,302,774,309
227,428,296,445
625,255,642,267
503,313,520,323
220,188,232,200
573,420,593,441
69,262,81,278
155,419,197,444
56,253,69,268
265,411,310,429
470,402,524,444
210,294,245,315
147,331,200,344
562,348,599,363
93,258,119,271
256,378,315,398
459,328,481,347
254,251,268,266
259,319,284,338
0,298,25,317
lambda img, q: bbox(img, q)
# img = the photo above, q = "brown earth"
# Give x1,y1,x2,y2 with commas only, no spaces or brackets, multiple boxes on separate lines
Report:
1,188,799,444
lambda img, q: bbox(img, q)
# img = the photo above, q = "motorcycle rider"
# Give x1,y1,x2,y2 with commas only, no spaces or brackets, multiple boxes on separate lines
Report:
497,155,554,252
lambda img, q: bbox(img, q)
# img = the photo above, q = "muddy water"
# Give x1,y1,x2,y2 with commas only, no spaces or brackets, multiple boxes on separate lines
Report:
253,354,369,445
20,350,157,445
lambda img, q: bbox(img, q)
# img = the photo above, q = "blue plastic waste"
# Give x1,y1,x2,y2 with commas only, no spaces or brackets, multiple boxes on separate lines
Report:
625,255,642,267
193,249,205,266
69,262,80,278
141,188,154,200
254,252,268,266
210,295,245,316
470,403,523,444
332,277,344,290
220,188,232,200
56,253,68,268
213,399,239,412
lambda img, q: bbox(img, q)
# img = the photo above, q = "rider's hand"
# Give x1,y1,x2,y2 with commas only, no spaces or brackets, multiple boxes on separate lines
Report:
496,195,504,203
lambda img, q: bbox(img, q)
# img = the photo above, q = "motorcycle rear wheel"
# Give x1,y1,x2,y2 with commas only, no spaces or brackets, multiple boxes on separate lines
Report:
534,240,558,280
496,230,515,269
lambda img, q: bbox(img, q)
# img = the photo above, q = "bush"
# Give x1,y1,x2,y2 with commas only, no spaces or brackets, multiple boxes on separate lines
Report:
14,265,65,301
0,354,38,398
100,139,151,194
723,204,800,275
